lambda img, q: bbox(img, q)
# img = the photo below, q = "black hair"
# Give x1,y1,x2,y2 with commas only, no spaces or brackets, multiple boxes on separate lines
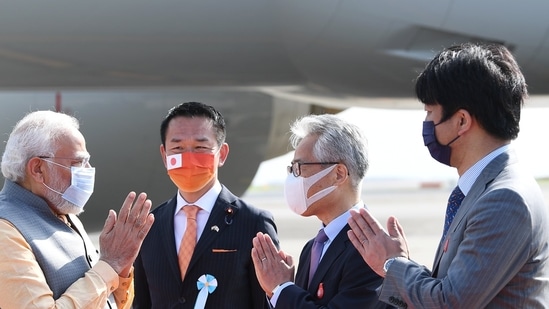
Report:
160,102,226,146
415,42,527,140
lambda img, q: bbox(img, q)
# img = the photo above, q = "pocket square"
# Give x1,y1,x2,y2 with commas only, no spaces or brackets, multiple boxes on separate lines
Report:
211,249,237,253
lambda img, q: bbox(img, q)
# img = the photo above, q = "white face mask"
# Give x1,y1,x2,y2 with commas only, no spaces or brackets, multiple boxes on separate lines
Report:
62,166,95,208
43,161,95,209
284,164,337,215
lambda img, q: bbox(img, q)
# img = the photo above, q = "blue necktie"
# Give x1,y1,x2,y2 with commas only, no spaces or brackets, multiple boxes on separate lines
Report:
442,186,465,241
308,229,328,287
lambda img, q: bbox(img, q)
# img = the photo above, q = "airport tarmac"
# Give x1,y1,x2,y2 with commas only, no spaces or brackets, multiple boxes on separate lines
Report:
90,179,549,272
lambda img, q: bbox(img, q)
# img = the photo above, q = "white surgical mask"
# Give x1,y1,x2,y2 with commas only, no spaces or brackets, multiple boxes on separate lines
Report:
43,160,95,209
284,164,337,215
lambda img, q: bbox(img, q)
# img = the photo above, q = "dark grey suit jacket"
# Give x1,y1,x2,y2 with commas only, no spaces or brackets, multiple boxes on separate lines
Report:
133,186,278,308
275,224,390,309
379,150,549,308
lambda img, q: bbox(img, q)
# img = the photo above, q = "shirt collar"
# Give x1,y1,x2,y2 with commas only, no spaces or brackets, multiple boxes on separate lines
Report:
322,202,364,241
459,144,509,195
174,180,222,215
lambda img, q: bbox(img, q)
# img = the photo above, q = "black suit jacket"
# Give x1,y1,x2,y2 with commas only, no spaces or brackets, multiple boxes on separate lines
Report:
276,224,391,309
133,186,279,308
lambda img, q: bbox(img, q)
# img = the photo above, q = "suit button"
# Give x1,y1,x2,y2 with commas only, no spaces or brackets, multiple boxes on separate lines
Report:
178,297,186,303
389,296,407,308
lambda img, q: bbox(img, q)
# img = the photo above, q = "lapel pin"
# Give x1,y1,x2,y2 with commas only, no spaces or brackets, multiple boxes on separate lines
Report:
224,206,234,225
211,225,219,232
317,282,324,299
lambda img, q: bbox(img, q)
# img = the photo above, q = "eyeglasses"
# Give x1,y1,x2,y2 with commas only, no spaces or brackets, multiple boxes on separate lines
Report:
38,156,91,168
287,161,338,177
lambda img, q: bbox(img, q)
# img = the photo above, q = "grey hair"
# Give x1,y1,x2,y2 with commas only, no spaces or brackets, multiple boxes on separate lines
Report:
289,114,368,188
1,111,80,182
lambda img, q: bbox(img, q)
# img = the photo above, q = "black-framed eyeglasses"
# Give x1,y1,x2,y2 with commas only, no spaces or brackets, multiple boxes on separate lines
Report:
287,161,339,177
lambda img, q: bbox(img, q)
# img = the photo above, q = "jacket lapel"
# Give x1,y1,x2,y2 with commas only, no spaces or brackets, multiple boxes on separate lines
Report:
159,196,182,278
307,225,350,290
295,240,313,288
186,187,240,273
432,150,512,275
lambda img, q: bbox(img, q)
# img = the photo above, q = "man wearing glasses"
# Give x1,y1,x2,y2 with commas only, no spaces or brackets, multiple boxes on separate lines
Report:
251,114,390,308
0,110,154,308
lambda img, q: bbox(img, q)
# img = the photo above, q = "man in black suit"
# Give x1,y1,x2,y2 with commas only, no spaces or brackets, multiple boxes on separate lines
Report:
251,114,389,308
133,102,279,308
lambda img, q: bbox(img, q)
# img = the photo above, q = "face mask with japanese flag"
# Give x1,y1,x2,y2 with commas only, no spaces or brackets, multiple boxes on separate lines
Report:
166,152,216,192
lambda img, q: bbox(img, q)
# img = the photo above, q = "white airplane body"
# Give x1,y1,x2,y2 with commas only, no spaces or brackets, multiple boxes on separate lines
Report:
1,0,548,229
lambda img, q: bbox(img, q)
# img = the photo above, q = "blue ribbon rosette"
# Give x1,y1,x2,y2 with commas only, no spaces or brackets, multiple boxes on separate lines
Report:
194,274,217,309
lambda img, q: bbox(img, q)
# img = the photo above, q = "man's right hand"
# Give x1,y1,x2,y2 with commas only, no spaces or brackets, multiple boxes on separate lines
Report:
251,232,295,297
99,192,155,277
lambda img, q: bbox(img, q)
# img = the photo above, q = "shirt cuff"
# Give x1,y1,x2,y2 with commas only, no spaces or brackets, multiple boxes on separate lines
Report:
269,281,294,307
114,268,134,308
92,260,119,293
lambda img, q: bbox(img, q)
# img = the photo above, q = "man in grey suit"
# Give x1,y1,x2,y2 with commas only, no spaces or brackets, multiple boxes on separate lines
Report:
347,42,549,308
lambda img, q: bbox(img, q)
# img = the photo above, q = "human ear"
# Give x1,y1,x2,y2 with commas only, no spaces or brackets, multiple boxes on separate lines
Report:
334,163,348,184
456,109,472,134
27,157,45,182
218,143,229,167
160,144,167,168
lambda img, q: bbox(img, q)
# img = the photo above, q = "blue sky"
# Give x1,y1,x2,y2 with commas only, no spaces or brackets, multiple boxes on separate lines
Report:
251,106,549,187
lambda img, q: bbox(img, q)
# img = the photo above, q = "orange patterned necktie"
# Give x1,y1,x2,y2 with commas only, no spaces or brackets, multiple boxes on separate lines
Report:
178,205,200,280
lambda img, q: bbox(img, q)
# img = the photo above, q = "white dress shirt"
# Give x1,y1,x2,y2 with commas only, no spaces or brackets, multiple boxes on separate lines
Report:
173,181,222,253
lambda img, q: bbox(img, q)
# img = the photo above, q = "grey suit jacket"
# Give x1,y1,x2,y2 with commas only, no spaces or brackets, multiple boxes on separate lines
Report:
379,150,549,308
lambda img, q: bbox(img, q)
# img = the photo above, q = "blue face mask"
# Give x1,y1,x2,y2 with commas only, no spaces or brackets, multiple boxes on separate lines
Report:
422,120,460,166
